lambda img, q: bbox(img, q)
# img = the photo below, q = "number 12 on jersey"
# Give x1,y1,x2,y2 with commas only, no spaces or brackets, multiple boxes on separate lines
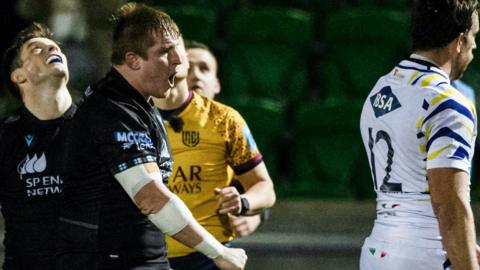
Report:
368,127,403,193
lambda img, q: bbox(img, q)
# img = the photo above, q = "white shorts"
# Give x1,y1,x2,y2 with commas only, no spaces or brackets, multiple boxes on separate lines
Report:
360,236,450,270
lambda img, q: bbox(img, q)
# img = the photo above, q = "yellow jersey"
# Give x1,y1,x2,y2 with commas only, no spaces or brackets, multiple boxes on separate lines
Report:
160,91,262,258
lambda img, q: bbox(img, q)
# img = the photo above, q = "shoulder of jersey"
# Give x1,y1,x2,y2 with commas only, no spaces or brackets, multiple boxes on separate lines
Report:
2,112,21,125
194,93,237,118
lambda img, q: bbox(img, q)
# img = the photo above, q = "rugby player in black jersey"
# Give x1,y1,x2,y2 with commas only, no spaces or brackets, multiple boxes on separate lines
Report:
0,22,75,269
57,3,246,270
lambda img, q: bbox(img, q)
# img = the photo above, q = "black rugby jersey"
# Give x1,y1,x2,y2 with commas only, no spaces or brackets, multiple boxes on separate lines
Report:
58,68,173,269
0,105,75,269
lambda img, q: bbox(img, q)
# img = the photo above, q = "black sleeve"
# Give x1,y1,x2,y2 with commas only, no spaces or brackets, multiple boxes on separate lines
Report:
90,103,158,175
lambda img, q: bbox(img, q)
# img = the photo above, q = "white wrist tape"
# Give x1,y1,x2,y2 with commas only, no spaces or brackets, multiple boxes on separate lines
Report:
114,164,160,199
148,195,193,235
194,231,225,259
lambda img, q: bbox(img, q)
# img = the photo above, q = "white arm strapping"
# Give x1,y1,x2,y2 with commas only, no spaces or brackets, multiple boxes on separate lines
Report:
194,231,225,259
114,164,193,235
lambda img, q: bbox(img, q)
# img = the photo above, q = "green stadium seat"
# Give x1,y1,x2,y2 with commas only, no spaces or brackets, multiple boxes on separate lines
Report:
221,96,286,188
352,0,412,10
222,7,314,102
289,98,374,199
321,7,409,100
158,5,217,46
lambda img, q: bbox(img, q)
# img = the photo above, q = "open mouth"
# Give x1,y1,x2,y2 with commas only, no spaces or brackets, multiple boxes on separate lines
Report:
168,73,176,87
45,54,63,64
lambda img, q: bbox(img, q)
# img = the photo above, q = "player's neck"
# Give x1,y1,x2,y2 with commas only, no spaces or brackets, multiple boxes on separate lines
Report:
154,79,189,110
22,85,72,120
413,50,452,79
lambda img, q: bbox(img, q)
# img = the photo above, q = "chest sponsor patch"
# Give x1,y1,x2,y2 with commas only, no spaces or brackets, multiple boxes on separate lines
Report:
17,152,62,197
114,131,155,150
370,86,401,118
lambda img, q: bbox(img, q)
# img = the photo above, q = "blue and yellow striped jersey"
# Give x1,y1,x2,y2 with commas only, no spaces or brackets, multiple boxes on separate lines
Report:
360,54,477,248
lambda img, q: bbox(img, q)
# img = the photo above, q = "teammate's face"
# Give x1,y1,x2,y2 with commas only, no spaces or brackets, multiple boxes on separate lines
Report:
138,30,181,98
187,48,220,99
16,37,68,87
452,11,479,80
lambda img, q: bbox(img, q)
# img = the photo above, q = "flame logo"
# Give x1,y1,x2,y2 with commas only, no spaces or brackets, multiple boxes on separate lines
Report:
17,153,47,176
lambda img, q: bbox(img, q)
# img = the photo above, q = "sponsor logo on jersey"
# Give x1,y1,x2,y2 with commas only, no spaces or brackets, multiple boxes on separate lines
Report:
17,153,47,175
370,86,401,118
114,131,155,150
168,165,202,194
182,131,200,147
24,134,34,147
17,152,62,197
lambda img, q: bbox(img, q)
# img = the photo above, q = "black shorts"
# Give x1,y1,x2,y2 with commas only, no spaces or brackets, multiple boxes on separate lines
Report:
168,252,221,270
56,252,170,270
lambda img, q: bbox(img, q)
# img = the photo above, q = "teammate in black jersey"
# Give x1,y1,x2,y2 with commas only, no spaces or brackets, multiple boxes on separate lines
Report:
0,23,75,270
57,3,246,270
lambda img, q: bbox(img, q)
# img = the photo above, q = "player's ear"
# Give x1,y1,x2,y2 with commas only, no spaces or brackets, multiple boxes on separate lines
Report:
455,33,466,53
214,78,221,95
125,52,141,70
10,68,27,86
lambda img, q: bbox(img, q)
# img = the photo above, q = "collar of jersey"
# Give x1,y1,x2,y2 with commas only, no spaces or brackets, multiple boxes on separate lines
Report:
20,104,77,126
105,68,156,113
157,90,194,118
396,55,449,82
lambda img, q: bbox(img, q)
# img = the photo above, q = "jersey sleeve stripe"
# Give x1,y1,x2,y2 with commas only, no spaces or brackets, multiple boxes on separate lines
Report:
451,145,469,160
420,143,427,153
429,88,456,106
232,154,263,175
423,99,474,124
427,145,450,161
416,117,424,129
110,155,157,175
426,127,471,152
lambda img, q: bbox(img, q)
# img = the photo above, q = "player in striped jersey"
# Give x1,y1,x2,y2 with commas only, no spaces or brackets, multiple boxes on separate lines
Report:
360,0,479,269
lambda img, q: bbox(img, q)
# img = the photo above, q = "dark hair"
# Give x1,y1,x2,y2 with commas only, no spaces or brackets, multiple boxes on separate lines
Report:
184,40,210,51
1,22,54,99
110,2,180,65
184,39,218,73
411,0,479,51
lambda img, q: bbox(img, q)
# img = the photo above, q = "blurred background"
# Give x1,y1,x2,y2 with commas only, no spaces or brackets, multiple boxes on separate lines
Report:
2,0,480,269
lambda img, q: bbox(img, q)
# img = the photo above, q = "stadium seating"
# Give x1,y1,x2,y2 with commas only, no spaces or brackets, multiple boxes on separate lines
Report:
288,98,374,199
320,7,409,100
221,96,286,189
157,5,217,46
221,7,315,103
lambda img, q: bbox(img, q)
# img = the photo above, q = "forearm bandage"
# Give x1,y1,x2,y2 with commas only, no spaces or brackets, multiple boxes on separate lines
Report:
148,195,193,235
194,231,225,259
114,164,193,235
115,164,223,257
